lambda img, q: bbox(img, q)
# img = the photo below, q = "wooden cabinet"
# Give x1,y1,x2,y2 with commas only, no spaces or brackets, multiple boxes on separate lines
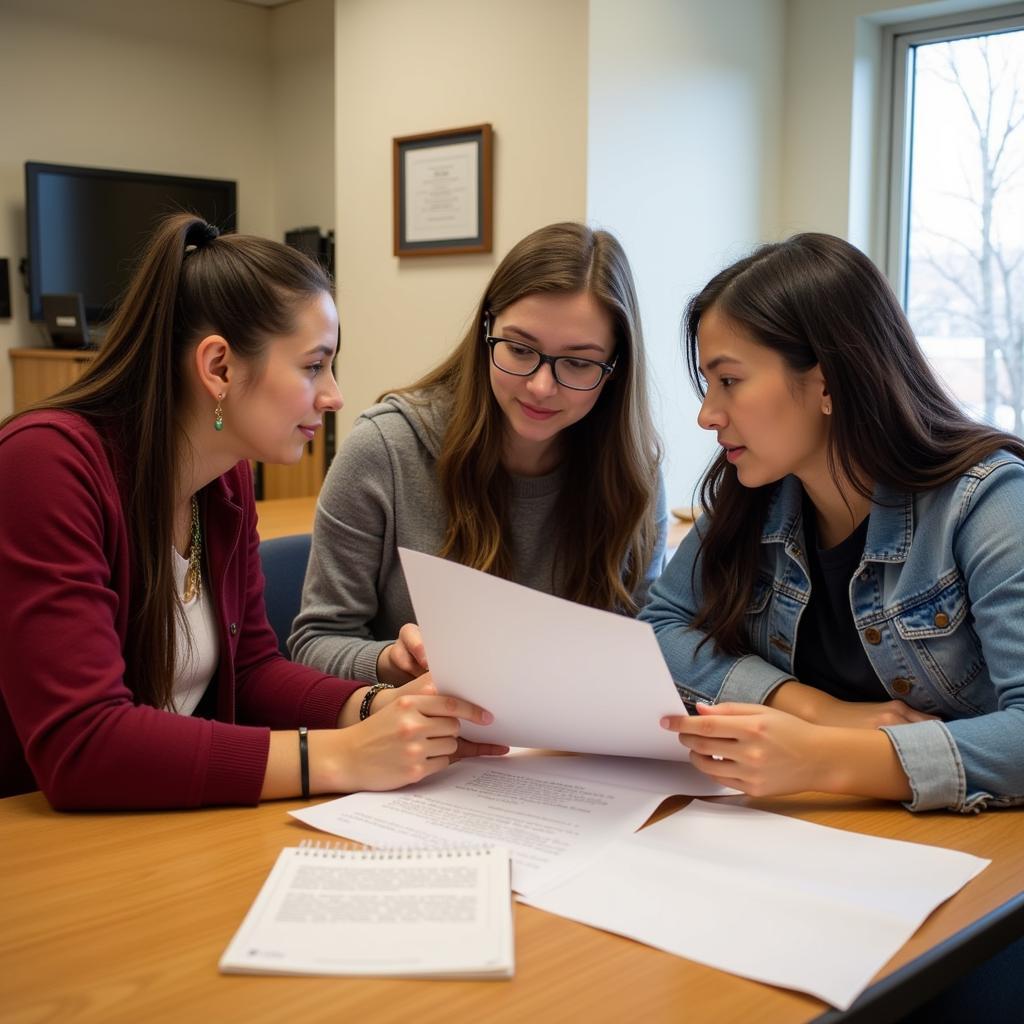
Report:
8,347,325,499
10,347,94,411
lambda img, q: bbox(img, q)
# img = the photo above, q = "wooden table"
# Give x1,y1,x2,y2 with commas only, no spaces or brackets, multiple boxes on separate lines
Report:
2,790,1021,1024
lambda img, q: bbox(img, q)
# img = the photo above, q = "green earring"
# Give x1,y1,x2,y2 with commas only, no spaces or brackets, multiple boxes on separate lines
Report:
214,394,224,432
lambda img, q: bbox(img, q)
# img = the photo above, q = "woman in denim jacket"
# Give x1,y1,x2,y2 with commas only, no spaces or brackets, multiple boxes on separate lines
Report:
646,233,1024,813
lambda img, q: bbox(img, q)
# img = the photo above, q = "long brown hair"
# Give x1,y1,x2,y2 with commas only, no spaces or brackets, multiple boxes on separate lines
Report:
686,232,1024,654
392,222,662,613
5,213,331,708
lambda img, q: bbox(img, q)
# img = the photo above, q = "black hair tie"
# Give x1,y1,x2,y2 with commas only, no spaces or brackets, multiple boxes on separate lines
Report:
183,221,221,256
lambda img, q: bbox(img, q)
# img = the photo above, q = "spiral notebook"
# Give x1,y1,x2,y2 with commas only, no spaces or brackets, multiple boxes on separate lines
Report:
220,842,514,979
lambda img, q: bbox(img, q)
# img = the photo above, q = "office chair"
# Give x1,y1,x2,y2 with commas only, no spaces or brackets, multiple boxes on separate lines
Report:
259,533,312,656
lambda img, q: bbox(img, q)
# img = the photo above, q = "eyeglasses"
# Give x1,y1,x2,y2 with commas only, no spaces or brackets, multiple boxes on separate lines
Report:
484,336,617,391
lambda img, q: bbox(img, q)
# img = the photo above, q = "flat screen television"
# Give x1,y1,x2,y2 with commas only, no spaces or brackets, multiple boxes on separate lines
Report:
25,161,237,324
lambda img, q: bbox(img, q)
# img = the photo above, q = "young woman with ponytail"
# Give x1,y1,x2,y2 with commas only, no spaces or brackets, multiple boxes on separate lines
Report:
289,222,666,685
0,214,504,808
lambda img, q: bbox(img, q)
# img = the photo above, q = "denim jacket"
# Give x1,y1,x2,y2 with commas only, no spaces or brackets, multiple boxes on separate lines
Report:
641,452,1024,813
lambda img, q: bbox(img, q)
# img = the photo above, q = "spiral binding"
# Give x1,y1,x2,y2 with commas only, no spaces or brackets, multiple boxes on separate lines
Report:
296,838,495,859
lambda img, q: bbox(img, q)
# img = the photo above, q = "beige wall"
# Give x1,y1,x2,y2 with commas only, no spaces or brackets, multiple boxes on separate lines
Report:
0,0,276,418
0,0,339,421
270,0,335,242
332,0,589,439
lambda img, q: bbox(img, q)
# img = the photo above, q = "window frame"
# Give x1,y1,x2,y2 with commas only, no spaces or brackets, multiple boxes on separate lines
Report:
880,3,1024,302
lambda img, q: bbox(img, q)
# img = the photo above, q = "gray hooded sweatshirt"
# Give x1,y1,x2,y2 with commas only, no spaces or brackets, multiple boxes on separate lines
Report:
289,391,666,683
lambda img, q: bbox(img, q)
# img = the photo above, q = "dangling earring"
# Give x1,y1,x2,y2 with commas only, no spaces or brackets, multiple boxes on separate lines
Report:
214,393,224,432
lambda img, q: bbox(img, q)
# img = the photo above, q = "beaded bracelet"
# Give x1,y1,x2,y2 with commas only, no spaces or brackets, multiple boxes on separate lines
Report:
359,682,396,721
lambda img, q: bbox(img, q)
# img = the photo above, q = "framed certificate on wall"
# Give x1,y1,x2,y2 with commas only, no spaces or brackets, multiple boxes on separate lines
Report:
393,123,493,257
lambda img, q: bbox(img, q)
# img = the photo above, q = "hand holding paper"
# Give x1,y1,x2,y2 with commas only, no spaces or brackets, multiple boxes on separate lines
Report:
341,674,507,788
398,548,688,759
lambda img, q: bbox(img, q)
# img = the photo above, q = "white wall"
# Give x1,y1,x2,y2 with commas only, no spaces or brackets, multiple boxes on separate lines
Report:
332,0,589,439
780,0,1009,252
0,0,277,418
588,0,785,508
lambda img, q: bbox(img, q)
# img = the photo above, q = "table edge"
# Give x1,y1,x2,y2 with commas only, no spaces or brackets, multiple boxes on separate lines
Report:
810,891,1024,1023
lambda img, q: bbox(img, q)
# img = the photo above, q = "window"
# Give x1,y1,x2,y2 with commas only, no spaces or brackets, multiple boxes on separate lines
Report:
885,6,1024,433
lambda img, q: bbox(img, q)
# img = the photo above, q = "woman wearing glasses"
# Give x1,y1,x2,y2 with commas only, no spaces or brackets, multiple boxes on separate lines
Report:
290,222,666,687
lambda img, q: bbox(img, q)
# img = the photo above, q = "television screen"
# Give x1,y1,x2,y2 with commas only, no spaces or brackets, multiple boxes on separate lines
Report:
25,161,237,323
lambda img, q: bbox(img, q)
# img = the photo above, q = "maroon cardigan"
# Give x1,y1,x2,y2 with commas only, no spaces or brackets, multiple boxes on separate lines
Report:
0,411,360,809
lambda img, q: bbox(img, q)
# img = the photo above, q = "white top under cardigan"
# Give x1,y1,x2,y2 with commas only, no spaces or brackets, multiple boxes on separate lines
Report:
171,547,219,716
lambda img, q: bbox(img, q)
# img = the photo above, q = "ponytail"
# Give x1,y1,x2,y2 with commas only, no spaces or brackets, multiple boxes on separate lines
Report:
6,213,331,707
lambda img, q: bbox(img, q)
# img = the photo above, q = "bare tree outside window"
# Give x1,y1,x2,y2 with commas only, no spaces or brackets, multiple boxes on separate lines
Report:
904,28,1024,434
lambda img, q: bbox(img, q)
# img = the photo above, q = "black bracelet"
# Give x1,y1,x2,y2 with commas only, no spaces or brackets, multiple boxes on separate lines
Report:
359,682,396,721
298,726,310,799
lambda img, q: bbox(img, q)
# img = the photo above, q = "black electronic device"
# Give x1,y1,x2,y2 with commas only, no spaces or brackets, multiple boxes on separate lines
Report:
24,162,237,324
0,258,10,317
285,226,334,280
42,293,90,348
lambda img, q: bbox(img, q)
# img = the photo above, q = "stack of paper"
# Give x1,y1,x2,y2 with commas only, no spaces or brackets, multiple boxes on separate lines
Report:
291,754,734,895
281,550,991,1007
522,800,989,1009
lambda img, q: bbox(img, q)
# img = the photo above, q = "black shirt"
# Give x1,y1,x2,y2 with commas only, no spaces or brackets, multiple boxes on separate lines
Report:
792,502,888,702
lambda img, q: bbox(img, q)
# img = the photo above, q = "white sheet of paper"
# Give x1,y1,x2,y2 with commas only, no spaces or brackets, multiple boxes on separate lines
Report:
403,140,478,243
398,548,687,759
290,758,678,895
522,800,990,1010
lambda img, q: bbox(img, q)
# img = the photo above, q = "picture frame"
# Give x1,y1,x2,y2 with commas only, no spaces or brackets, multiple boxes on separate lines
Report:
393,123,493,257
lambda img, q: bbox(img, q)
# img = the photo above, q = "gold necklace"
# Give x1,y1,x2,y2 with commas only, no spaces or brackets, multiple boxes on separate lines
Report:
182,496,202,602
